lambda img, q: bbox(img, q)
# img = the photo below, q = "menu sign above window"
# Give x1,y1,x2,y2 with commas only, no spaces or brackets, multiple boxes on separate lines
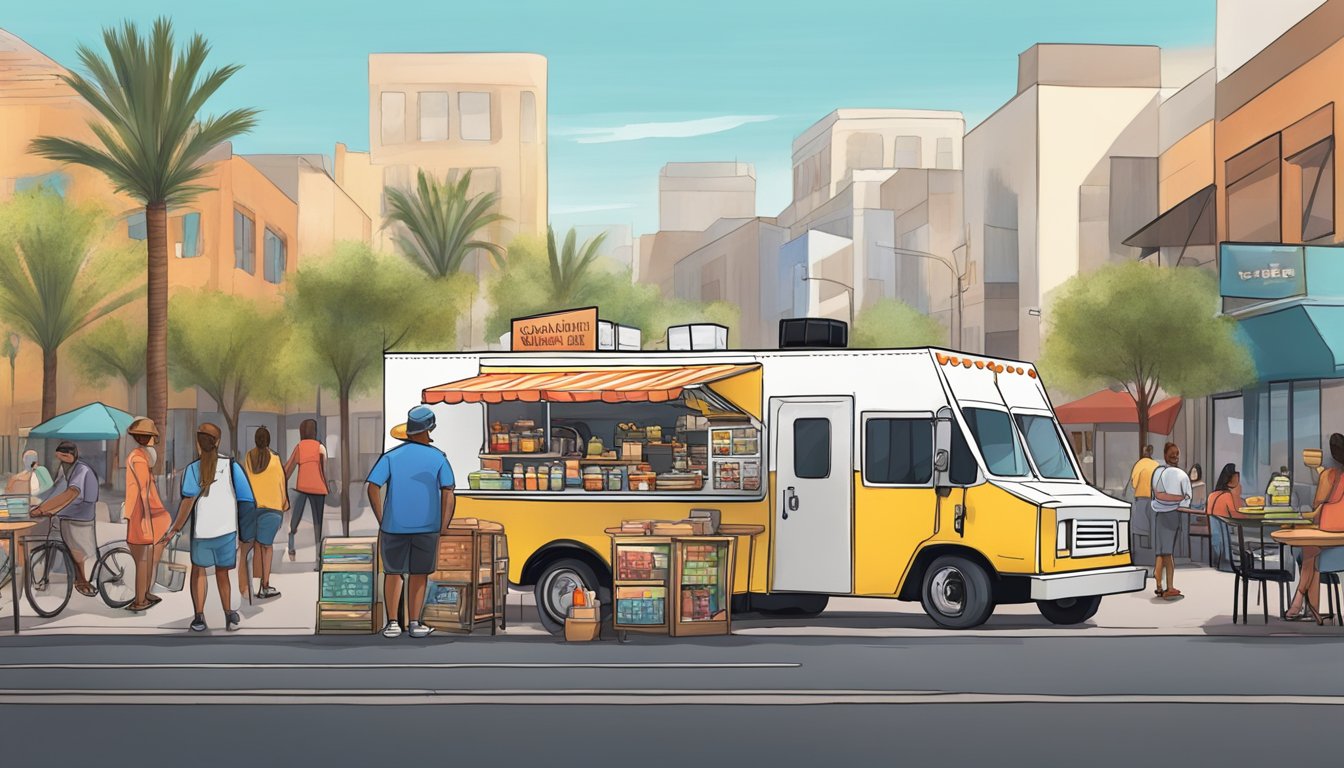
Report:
511,307,599,351
1219,244,1307,301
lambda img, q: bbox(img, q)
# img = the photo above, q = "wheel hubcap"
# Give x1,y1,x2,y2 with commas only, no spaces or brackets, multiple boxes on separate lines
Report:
930,566,966,617
542,568,585,624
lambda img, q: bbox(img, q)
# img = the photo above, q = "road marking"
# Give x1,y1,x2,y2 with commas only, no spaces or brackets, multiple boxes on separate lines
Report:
0,662,800,671
2,689,1343,706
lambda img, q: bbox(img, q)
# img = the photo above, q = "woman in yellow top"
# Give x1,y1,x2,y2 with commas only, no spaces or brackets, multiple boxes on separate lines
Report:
241,426,288,600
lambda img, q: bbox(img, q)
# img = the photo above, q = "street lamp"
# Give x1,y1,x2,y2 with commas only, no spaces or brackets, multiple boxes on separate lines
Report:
798,270,855,327
876,243,968,347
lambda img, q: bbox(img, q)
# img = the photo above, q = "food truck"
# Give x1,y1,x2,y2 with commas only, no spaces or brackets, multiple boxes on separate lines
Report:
383,319,1144,633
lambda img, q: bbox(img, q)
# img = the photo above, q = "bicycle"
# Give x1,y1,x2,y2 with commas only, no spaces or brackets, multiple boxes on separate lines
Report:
22,515,136,617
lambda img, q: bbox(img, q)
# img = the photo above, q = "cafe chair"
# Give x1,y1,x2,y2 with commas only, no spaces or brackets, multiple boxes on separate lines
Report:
1214,517,1293,624
1321,571,1344,628
1188,513,1212,565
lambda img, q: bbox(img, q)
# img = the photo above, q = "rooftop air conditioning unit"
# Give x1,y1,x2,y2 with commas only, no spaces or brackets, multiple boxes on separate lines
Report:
667,324,729,351
779,318,848,349
598,321,641,351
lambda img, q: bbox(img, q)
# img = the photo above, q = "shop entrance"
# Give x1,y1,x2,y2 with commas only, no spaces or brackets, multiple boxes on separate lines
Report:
770,397,853,594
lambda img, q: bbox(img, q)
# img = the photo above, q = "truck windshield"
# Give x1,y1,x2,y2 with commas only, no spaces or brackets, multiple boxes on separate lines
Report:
962,407,1029,477
1014,413,1077,480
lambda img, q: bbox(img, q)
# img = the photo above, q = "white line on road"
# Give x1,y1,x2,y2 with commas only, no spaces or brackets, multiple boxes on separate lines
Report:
0,662,800,671
2,689,1342,706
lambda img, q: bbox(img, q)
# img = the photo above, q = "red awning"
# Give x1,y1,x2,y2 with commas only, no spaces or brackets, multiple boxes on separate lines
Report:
1055,390,1183,435
422,364,758,405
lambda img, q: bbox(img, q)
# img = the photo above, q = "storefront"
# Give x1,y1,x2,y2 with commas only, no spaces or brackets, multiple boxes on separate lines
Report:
1214,243,1344,504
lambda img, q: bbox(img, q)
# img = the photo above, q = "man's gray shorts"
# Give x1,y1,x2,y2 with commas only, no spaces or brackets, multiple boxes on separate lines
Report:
59,519,97,563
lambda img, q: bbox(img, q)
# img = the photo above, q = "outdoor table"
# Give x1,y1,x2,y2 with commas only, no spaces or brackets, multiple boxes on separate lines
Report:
1271,528,1344,548
1,520,38,634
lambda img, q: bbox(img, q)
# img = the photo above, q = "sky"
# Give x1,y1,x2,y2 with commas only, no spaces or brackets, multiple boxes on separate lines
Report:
4,0,1215,237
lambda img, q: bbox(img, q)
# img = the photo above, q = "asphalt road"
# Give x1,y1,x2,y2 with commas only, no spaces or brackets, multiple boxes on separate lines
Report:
3,634,1342,765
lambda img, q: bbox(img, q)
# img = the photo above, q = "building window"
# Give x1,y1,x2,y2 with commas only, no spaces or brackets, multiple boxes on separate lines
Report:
418,91,449,142
793,418,832,479
233,209,255,274
936,137,954,169
894,135,922,168
1226,135,1281,242
15,172,70,198
459,92,492,141
845,132,883,171
381,91,406,145
263,227,286,283
1290,138,1334,241
181,212,201,257
864,417,933,485
127,211,147,241
520,91,537,144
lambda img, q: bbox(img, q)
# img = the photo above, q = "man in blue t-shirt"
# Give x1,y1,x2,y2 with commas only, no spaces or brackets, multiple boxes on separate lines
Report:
366,405,456,639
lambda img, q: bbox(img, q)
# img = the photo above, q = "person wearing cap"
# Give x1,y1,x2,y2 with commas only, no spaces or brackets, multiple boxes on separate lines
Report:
366,405,456,639
31,441,101,597
162,423,255,632
124,418,171,612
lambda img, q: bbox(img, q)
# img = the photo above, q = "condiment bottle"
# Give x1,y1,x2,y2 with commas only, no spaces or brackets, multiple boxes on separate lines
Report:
525,467,538,491
550,464,565,491
538,467,550,491
512,464,524,490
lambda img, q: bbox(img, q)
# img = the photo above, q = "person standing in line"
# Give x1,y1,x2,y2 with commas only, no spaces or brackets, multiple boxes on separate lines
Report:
161,423,255,632
124,418,170,612
366,406,456,639
1127,444,1159,558
284,418,329,570
1150,442,1193,600
30,441,100,598
241,426,286,601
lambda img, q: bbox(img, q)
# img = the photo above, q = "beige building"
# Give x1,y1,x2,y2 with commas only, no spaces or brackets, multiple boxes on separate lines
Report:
659,162,756,233
671,217,788,348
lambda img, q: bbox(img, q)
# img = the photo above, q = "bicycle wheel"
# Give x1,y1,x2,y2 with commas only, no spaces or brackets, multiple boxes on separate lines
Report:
95,546,136,609
25,542,73,618
0,541,11,590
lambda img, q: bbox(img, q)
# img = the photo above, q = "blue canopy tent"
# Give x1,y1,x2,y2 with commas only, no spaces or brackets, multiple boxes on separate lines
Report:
29,402,135,441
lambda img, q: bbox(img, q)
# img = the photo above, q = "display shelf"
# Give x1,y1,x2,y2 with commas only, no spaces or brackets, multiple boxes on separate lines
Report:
420,527,508,635
609,534,736,641
316,536,379,635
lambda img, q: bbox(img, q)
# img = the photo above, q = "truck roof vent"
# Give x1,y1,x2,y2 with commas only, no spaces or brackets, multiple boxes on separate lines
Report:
667,323,728,351
779,318,848,349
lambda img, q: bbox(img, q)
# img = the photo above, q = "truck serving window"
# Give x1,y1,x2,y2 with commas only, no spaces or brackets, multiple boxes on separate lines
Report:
1014,414,1077,480
864,418,932,485
961,407,1028,477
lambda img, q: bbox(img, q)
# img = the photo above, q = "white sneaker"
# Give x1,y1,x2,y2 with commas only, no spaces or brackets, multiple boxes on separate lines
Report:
407,621,435,639
381,620,403,638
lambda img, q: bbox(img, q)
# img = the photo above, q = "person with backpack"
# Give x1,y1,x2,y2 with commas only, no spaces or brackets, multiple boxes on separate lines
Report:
1286,433,1344,624
161,423,255,632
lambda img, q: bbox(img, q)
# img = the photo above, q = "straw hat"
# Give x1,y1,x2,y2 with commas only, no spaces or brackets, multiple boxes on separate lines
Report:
127,417,160,445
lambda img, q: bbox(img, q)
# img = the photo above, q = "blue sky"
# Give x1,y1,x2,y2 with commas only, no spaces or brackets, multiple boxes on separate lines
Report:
5,0,1214,236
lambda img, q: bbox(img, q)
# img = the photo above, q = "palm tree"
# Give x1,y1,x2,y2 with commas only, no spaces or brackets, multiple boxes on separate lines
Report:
548,226,609,305
383,169,509,278
0,191,144,422
30,17,258,469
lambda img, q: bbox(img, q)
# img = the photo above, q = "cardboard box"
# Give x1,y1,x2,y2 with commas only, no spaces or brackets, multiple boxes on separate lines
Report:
564,617,601,642
569,606,598,620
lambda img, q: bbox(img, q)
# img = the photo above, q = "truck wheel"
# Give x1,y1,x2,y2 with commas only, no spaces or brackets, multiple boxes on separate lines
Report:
1036,595,1102,625
920,555,994,629
534,558,607,635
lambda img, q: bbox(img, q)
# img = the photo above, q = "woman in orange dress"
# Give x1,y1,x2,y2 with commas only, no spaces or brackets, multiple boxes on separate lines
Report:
125,418,171,612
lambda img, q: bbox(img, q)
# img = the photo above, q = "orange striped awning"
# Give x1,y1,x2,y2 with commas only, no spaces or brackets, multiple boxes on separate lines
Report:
423,364,758,405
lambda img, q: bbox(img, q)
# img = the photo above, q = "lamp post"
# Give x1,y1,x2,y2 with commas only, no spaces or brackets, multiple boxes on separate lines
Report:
876,243,968,347
798,270,855,327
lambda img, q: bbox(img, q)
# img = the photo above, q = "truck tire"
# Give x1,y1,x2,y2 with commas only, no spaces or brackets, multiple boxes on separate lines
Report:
1036,595,1102,625
920,555,994,629
534,558,608,635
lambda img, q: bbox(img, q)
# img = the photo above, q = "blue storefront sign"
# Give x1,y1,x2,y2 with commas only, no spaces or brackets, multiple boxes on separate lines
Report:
1219,244,1306,300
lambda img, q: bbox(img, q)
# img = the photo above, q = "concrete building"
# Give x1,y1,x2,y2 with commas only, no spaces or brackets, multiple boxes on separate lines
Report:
243,154,373,262
659,162,756,233
880,168,965,337
671,218,789,348
963,44,1164,360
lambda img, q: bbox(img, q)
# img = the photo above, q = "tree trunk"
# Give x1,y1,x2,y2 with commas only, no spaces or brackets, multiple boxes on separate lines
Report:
223,408,240,460
1136,393,1150,460
146,200,169,475
40,346,57,423
339,383,352,537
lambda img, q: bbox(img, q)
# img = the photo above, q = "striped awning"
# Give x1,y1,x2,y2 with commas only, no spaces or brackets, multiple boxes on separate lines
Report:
422,364,759,405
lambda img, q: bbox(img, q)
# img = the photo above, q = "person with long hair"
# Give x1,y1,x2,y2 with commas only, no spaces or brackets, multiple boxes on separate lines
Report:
1204,463,1244,570
124,418,170,612
161,423,255,632
241,426,286,601
1286,433,1344,624
284,418,329,570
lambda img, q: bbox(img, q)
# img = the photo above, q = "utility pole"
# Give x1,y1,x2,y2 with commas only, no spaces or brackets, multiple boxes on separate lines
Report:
799,272,856,327
876,243,968,347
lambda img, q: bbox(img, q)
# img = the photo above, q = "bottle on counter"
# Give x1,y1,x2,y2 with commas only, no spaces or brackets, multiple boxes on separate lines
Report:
538,466,550,491
512,464,524,491
550,464,565,492
608,466,625,492
525,467,538,491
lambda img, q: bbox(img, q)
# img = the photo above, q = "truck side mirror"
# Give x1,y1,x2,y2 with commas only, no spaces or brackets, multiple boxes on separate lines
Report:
934,449,949,473
934,406,953,490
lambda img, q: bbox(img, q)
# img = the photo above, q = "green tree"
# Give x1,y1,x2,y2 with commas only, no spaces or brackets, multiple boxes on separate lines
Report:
850,299,947,348
384,169,508,278
168,290,289,456
287,242,461,535
1038,262,1255,454
0,191,143,421
548,226,608,306
31,17,258,467
73,316,146,413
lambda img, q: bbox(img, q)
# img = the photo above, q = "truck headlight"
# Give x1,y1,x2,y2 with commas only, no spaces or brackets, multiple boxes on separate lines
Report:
1056,520,1071,556
1117,520,1130,553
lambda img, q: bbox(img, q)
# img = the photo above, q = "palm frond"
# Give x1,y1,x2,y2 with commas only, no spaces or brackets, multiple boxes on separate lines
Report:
382,169,511,278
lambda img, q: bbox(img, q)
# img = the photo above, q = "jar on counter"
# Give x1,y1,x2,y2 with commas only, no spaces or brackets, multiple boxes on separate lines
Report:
537,467,550,491
525,467,538,491
512,465,525,491
607,467,625,492
550,464,566,492
583,466,605,492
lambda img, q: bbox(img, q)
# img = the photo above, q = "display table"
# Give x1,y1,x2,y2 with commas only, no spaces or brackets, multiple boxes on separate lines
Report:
316,537,380,634
422,521,508,634
1271,528,1344,548
1,520,38,634
607,533,736,641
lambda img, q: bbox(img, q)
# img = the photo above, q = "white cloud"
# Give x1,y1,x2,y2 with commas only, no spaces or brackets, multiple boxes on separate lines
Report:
549,202,637,215
562,114,777,144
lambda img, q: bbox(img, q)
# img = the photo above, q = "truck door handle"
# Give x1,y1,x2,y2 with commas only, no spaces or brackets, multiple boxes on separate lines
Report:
954,504,966,537
783,486,798,519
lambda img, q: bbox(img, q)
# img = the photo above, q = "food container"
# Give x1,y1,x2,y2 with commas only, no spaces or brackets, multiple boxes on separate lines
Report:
550,465,565,492
538,469,550,491
565,459,582,487
622,442,644,461
646,426,663,441
587,436,605,457
468,470,502,490
524,468,538,491
520,436,539,453
479,476,513,491
583,466,605,492
629,471,657,491
607,467,625,491
512,466,524,491
512,420,536,432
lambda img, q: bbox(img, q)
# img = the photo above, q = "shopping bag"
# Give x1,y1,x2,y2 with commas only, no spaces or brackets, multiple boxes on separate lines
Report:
155,533,189,592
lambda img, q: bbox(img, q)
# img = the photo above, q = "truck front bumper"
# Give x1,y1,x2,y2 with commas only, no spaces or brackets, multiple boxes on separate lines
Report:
1027,566,1146,601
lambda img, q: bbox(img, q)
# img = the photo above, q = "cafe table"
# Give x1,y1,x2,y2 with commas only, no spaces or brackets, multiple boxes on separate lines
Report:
1270,528,1344,548
1,519,38,634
